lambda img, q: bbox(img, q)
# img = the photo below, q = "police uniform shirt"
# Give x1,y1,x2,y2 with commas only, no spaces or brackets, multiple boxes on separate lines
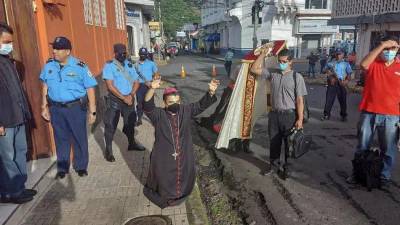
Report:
39,56,98,102
324,59,353,80
137,59,158,83
102,59,139,95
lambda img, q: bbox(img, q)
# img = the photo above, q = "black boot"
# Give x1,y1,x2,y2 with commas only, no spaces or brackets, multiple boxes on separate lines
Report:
105,142,116,162
242,139,252,153
105,151,115,162
128,139,146,151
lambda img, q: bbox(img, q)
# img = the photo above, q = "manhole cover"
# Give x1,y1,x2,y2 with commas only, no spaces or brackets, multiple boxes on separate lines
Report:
123,215,172,225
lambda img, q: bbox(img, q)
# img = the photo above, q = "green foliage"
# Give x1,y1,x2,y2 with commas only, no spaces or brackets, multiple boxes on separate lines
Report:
155,0,201,38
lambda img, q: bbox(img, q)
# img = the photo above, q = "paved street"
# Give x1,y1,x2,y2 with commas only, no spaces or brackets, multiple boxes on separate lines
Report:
161,54,400,225
18,90,190,225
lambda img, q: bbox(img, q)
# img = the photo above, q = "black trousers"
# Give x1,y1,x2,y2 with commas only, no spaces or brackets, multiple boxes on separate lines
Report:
268,110,296,163
136,83,149,121
104,95,137,154
323,83,347,118
224,61,232,78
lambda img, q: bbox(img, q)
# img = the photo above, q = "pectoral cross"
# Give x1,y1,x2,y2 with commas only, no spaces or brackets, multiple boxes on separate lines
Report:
172,152,179,160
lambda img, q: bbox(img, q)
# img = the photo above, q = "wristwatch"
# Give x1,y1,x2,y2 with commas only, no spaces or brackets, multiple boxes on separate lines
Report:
91,112,97,116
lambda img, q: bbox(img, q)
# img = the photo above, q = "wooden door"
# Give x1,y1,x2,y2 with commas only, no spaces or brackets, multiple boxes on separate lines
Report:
3,0,52,159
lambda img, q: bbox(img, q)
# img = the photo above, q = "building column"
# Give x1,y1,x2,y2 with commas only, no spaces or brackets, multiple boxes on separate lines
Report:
297,35,302,58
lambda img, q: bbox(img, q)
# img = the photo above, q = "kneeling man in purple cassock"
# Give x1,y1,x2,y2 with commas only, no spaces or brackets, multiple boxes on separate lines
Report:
143,78,219,208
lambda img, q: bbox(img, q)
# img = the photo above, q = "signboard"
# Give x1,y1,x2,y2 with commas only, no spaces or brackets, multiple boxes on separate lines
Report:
176,31,186,37
298,20,339,34
149,21,160,31
126,9,140,18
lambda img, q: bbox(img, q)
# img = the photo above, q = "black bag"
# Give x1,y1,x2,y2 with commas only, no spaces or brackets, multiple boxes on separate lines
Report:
293,71,310,123
352,148,384,191
277,129,312,180
287,128,312,159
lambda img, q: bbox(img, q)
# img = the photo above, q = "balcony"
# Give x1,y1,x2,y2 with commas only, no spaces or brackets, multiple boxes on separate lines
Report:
330,0,400,25
124,0,154,7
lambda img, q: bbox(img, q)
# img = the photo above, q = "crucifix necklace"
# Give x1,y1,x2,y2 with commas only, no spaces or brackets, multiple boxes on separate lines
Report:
167,113,180,160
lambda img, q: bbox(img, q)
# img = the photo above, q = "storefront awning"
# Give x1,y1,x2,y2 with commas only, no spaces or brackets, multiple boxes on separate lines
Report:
205,33,220,42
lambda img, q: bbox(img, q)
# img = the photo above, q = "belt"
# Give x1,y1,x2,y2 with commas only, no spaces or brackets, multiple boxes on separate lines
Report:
48,98,82,108
271,109,295,114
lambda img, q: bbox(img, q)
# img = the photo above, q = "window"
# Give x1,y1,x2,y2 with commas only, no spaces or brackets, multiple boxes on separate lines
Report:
114,0,124,29
93,0,101,26
83,0,93,25
100,0,107,27
120,0,125,29
305,0,328,9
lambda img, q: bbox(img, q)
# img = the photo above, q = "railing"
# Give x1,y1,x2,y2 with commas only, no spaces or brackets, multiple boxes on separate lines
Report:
332,0,400,18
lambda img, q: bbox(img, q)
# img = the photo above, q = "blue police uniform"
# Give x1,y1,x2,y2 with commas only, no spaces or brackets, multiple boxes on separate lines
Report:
323,59,352,119
135,59,158,123
40,56,97,173
136,59,158,83
325,60,353,81
102,59,139,95
102,59,143,156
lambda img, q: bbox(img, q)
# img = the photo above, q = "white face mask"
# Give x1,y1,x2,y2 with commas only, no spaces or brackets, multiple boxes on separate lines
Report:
0,43,13,55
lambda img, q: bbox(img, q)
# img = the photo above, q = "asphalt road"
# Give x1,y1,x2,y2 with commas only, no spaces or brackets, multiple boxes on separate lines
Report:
159,54,400,225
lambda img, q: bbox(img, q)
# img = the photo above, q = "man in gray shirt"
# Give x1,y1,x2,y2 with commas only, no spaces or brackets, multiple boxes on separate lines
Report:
251,48,307,175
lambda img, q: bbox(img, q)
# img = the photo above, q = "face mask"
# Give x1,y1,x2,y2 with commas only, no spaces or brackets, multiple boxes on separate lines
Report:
279,62,289,71
383,50,397,62
0,43,13,55
166,103,180,113
115,53,126,63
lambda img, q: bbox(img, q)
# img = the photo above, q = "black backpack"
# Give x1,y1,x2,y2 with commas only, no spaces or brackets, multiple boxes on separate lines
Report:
352,148,384,191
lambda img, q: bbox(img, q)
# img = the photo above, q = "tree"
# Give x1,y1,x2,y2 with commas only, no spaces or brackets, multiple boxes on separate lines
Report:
155,0,201,38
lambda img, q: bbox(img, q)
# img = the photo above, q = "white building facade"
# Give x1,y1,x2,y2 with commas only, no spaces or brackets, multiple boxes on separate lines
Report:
125,0,154,57
330,0,400,65
201,0,338,58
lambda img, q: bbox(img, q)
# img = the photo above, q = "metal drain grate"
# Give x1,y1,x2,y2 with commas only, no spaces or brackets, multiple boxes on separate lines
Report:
123,215,172,225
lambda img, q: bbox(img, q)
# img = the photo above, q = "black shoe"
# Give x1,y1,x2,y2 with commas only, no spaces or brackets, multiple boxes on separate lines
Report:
128,142,146,151
23,189,37,197
1,193,34,204
242,140,252,153
105,153,116,162
261,166,273,176
55,172,66,179
381,177,391,188
77,170,88,177
136,119,143,126
320,115,330,121
346,174,358,185
341,116,348,122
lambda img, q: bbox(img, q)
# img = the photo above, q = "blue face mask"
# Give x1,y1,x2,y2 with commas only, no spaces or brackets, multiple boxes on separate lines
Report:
279,62,289,71
0,43,13,55
383,50,397,62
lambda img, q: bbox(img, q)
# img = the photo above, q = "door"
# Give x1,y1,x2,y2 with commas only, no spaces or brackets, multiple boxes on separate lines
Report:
2,0,52,159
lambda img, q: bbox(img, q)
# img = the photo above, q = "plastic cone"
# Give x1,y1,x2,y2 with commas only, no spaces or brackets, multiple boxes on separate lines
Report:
181,65,186,78
212,64,217,77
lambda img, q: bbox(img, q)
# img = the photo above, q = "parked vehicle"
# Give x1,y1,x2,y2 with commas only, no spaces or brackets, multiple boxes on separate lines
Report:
166,42,179,57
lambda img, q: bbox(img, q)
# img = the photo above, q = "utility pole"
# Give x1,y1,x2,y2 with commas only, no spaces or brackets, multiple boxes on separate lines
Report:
158,0,165,60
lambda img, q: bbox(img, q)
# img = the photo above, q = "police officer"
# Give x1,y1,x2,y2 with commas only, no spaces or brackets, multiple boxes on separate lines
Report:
135,47,158,125
321,48,352,122
103,44,146,162
40,37,97,179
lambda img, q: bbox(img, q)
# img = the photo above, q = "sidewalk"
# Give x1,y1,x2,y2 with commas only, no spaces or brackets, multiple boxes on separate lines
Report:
12,90,190,225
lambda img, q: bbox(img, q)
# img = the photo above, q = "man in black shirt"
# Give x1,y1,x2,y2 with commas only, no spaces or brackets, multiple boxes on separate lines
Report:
0,23,36,204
